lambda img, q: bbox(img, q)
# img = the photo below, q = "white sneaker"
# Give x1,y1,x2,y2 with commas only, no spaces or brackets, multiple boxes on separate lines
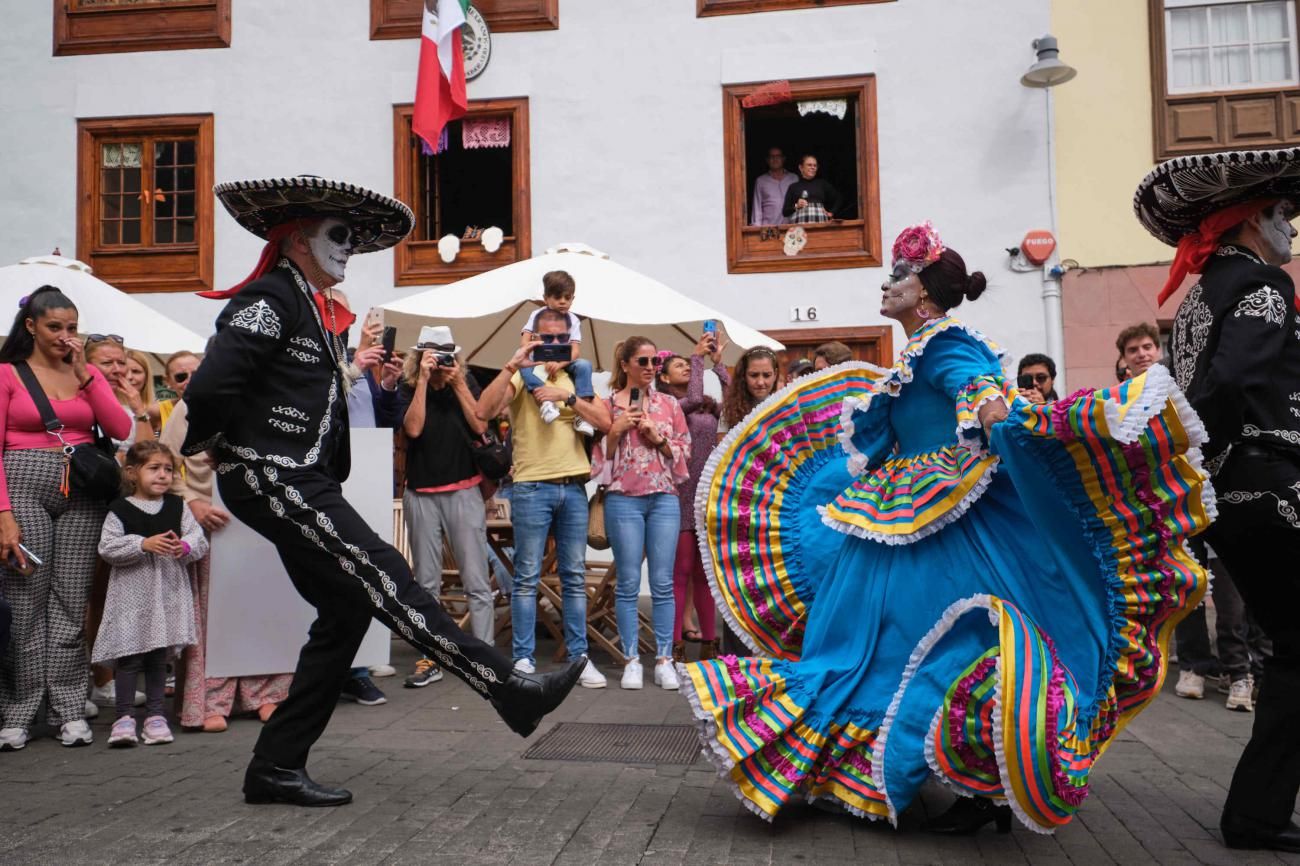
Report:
513,658,536,675
574,417,595,437
1175,669,1205,700
0,727,29,751
59,720,93,747
655,660,680,691
90,682,146,707
84,699,99,720
621,659,644,690
1226,677,1255,712
539,401,561,424
369,664,397,678
578,660,607,689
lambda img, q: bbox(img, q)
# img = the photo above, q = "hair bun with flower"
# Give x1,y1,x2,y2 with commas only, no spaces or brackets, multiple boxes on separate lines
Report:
891,221,945,273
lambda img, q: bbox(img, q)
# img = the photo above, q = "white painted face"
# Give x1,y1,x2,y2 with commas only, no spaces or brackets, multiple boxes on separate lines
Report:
879,264,924,320
309,218,354,282
1261,201,1298,265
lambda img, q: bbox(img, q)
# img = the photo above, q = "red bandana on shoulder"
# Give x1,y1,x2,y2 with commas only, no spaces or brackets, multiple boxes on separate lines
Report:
196,220,356,335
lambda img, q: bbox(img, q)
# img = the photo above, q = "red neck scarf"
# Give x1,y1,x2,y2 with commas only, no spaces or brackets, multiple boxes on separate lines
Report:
1158,198,1294,309
196,220,355,335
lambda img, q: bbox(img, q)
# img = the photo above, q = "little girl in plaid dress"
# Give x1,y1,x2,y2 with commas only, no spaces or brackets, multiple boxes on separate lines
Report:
93,441,207,746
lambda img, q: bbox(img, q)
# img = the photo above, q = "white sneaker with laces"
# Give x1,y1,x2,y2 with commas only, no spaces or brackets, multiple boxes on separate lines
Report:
578,660,607,689
369,664,397,678
513,658,536,675
59,720,93,747
655,660,680,691
574,417,595,437
84,698,99,720
1175,669,1205,700
0,727,29,751
621,659,644,690
1226,677,1255,712
539,401,561,424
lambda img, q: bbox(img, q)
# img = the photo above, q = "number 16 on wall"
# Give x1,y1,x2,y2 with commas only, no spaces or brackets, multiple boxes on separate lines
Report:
790,305,819,322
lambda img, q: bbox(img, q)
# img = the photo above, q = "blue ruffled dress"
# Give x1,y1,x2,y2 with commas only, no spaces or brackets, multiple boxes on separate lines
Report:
678,316,1214,832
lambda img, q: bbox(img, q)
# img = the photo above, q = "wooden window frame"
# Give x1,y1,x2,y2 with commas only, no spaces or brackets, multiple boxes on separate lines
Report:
764,325,894,370
1149,0,1300,158
699,0,892,16
723,75,882,275
370,0,558,40
392,100,532,286
54,0,231,57
76,114,214,294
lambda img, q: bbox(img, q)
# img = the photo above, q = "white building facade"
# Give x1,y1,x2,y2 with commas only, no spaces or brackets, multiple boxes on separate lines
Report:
0,0,1056,365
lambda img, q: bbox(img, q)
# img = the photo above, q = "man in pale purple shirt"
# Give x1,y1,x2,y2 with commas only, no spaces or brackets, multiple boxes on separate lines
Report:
750,147,797,226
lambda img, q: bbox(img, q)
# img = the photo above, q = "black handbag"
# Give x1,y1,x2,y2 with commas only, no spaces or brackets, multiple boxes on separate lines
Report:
14,362,122,501
460,422,512,482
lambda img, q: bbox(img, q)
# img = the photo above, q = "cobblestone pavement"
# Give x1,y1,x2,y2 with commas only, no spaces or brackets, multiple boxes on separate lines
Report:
2,638,1298,866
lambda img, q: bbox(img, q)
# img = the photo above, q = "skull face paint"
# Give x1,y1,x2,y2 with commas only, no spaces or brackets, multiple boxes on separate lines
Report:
1261,201,1298,265
308,218,354,283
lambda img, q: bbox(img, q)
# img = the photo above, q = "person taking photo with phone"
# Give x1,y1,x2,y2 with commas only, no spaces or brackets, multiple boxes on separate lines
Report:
0,286,131,751
596,337,691,690
1015,353,1059,405
476,310,612,688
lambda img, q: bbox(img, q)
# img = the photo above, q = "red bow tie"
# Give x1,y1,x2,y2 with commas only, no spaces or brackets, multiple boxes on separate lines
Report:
314,292,356,335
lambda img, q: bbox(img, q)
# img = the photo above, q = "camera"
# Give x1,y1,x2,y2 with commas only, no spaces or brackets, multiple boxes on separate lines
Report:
1016,373,1036,391
532,344,571,363
434,353,456,367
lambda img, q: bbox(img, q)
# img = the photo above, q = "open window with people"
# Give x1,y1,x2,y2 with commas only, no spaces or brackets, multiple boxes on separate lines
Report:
724,75,881,274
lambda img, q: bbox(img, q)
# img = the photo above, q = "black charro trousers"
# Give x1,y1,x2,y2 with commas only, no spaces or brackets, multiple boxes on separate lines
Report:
1211,446,1300,831
217,460,513,769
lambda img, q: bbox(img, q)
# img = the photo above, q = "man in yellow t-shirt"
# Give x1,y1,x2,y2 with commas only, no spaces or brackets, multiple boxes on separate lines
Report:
477,309,612,687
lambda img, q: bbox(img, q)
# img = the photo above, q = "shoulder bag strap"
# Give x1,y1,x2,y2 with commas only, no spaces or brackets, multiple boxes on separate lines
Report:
13,361,66,438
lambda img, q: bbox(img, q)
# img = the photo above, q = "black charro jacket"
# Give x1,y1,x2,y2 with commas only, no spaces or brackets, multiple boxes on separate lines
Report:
1169,245,1300,471
181,259,351,481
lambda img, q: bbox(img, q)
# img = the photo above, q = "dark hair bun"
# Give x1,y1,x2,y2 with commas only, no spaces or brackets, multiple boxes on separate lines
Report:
965,271,987,302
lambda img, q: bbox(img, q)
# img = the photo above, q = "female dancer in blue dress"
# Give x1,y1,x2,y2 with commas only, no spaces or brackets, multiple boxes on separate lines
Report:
679,222,1214,833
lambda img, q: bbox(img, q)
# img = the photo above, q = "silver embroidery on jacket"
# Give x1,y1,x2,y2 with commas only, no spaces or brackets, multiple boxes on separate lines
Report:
1234,286,1287,327
267,418,308,434
1171,283,1213,390
1243,424,1300,445
289,335,322,353
229,299,282,338
272,405,310,421
286,348,315,364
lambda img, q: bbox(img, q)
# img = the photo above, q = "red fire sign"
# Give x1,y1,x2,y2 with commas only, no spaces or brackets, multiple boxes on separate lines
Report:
1021,230,1057,266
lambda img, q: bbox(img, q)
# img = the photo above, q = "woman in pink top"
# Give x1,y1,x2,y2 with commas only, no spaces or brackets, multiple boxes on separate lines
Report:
0,287,132,751
593,337,690,691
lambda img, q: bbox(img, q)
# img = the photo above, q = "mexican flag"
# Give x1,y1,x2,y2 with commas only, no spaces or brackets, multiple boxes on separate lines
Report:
413,0,469,151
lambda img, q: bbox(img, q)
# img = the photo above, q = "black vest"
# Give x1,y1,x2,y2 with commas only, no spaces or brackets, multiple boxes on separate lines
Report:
109,494,184,538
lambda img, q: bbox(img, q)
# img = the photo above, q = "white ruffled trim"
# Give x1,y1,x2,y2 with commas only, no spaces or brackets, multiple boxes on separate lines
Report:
870,594,995,826
954,388,1011,459
836,316,1006,471
818,459,999,546
692,360,887,657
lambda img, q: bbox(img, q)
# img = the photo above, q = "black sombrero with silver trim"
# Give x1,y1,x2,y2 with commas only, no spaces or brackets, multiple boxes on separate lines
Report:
214,175,414,254
1135,147,1300,247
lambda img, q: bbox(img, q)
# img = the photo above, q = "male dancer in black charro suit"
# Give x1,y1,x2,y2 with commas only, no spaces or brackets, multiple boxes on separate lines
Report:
183,176,583,806
1139,148,1300,852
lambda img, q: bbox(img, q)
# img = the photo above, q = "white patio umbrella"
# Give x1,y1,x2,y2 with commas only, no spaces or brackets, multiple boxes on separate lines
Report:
0,255,207,354
380,243,782,370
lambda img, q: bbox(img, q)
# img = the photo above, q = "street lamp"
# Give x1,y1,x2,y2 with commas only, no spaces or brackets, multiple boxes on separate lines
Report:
1020,34,1075,390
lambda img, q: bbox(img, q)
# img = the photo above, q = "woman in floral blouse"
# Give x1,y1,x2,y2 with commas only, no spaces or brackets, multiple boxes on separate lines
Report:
594,337,690,691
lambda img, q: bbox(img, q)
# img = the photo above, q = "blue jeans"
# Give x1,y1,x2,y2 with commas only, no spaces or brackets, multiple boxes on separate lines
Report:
510,481,589,664
520,358,595,399
605,492,679,659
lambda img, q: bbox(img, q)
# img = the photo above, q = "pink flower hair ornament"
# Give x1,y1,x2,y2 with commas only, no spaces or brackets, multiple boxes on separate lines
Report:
891,221,945,273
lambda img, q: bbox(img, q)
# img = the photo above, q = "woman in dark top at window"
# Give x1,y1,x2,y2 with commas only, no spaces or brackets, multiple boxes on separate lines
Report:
782,154,842,224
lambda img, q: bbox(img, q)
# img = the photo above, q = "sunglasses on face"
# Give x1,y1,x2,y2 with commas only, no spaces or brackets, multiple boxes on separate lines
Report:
633,356,663,368
87,333,124,345
538,333,571,344
1027,372,1051,384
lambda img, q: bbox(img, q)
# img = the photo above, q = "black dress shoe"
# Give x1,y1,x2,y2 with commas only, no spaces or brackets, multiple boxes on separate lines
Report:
243,757,353,807
1222,811,1300,852
922,797,1013,835
490,656,587,737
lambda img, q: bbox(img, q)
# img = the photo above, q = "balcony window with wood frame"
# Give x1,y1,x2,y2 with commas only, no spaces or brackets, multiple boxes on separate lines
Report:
54,0,231,56
698,0,892,17
76,115,214,293
1151,0,1300,156
370,0,557,38
723,75,881,275
392,100,531,286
